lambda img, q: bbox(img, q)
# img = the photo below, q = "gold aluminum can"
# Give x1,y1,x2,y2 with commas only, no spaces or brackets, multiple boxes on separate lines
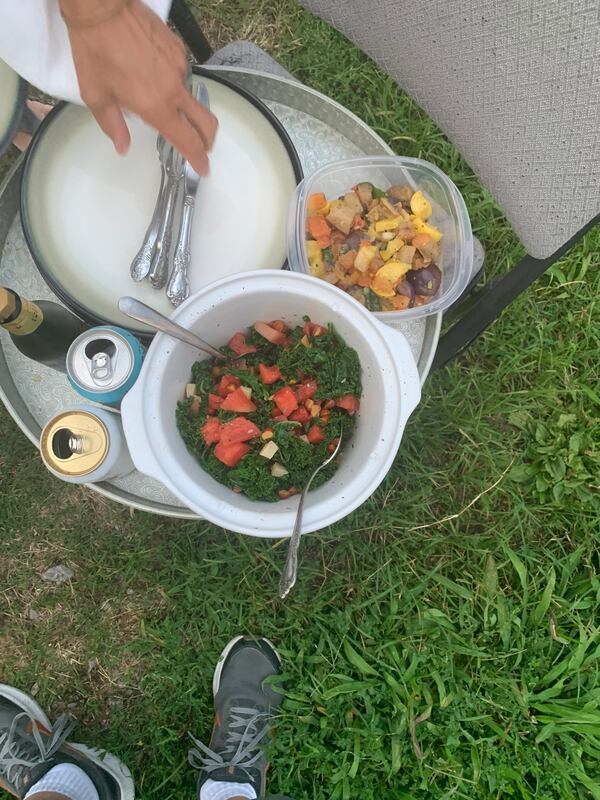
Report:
40,410,109,477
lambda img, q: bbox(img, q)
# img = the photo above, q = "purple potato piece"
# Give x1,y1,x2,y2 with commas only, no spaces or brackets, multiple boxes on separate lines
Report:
395,279,415,308
345,230,364,251
406,265,442,296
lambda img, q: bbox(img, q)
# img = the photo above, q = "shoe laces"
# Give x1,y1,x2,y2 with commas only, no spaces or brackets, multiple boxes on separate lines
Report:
188,706,271,781
0,712,75,795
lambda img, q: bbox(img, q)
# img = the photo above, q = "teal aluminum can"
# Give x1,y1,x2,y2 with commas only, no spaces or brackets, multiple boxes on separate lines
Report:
66,326,144,407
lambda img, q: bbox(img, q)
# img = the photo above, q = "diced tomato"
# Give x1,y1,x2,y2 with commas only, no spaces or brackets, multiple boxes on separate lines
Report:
307,215,332,248
259,363,283,385
272,414,288,422
351,214,366,230
201,416,221,445
217,374,241,397
295,380,318,402
307,425,325,444
335,393,360,414
214,441,250,467
254,321,287,346
208,393,223,413
289,407,310,424
273,386,298,417
268,320,288,333
221,387,257,413
220,416,261,446
327,436,340,454
307,192,327,212
227,332,257,356
303,322,326,338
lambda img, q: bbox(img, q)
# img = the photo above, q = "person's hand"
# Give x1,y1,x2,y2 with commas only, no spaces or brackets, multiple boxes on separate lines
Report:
60,0,217,175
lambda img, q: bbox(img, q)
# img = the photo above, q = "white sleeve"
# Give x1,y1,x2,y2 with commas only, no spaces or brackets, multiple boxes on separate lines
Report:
0,0,173,105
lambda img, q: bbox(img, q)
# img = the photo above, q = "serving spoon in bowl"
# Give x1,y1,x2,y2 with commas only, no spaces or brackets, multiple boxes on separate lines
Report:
118,296,228,360
279,429,344,600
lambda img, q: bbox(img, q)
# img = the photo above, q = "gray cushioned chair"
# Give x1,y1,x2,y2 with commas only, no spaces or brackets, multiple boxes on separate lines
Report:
170,0,599,367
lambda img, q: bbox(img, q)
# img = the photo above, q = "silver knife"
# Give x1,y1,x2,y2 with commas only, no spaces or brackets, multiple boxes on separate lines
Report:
166,81,210,306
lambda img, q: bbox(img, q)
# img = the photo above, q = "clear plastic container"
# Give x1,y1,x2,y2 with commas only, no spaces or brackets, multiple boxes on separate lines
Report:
288,156,473,323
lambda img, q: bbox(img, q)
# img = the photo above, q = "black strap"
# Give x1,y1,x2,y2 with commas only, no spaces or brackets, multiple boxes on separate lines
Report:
433,213,600,370
169,0,213,63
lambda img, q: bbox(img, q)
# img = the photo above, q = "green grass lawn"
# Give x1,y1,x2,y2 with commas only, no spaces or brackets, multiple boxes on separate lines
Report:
1,3,599,798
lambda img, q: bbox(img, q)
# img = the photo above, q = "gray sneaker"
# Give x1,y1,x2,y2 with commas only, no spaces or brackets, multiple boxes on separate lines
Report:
188,636,284,799
0,684,133,800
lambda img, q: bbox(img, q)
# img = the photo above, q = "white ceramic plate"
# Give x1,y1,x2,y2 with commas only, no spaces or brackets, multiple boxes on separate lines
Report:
21,71,302,335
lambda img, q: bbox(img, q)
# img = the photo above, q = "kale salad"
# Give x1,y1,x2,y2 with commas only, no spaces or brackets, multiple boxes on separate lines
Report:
176,318,362,502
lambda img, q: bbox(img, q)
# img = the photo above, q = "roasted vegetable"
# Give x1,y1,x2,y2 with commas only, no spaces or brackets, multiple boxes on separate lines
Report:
305,183,443,312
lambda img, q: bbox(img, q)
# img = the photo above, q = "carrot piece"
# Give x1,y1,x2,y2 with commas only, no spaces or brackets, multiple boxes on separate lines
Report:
307,216,332,248
357,273,372,287
307,192,327,212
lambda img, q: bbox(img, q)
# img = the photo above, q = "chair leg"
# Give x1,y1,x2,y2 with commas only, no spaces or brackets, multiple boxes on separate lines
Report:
169,0,213,63
432,214,599,370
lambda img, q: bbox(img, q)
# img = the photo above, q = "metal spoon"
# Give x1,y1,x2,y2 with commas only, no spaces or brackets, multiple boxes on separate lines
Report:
130,135,169,282
118,296,225,360
279,430,344,600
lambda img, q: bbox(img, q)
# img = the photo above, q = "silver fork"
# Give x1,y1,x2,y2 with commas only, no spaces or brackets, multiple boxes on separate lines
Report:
148,145,185,289
130,135,169,281
278,430,344,600
166,82,210,306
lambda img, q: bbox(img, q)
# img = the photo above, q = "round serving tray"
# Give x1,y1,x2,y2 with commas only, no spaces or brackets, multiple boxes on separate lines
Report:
0,66,441,519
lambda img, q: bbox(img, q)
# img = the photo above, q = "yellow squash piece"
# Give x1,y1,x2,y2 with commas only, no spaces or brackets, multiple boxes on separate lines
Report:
410,191,433,220
371,261,412,297
381,237,404,262
313,201,331,217
410,215,443,242
374,216,402,233
354,244,377,272
306,240,325,277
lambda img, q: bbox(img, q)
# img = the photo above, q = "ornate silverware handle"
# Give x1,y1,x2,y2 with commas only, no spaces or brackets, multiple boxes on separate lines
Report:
166,195,194,306
148,175,178,289
130,167,166,282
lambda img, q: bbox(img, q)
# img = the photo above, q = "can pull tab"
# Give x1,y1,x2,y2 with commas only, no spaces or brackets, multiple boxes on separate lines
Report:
84,338,117,386
90,351,113,384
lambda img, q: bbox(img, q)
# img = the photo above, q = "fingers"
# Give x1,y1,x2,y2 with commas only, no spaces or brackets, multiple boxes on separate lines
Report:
156,110,210,176
179,89,218,152
91,101,131,155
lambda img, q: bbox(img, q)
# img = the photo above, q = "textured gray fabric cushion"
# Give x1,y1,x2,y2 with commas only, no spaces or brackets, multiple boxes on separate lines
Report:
300,0,600,258
207,41,296,81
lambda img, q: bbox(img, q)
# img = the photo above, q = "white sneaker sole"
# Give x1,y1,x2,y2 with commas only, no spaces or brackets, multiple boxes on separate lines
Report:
0,683,51,729
212,636,282,697
65,742,135,800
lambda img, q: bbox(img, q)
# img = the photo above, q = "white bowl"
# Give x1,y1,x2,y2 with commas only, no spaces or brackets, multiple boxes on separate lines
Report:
121,270,421,537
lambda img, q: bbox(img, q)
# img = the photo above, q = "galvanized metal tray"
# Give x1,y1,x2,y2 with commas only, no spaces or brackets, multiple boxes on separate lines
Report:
0,67,441,519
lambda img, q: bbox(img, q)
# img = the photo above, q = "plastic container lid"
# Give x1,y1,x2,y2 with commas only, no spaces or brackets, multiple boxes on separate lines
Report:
288,156,473,323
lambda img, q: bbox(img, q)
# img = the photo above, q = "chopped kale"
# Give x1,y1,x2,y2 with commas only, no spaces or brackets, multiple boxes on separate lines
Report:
176,319,361,502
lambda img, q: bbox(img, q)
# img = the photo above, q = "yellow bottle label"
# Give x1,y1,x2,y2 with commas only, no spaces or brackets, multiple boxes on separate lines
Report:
2,299,44,335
